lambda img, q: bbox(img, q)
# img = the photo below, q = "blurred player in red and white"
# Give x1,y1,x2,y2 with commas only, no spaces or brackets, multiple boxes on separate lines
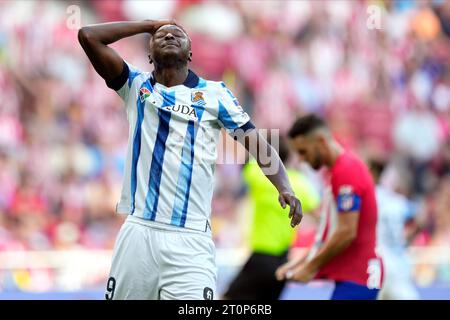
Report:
276,114,383,300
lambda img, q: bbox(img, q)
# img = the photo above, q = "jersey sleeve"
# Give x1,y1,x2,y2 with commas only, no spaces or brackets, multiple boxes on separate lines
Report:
331,166,363,214
216,82,254,134
105,61,144,103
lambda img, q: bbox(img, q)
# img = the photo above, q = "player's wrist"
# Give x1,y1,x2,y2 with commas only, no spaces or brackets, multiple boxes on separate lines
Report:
279,187,294,196
144,19,176,35
142,20,159,34
306,259,320,272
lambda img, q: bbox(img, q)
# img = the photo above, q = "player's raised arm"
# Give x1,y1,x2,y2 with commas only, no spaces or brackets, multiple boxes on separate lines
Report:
237,129,304,228
78,20,173,85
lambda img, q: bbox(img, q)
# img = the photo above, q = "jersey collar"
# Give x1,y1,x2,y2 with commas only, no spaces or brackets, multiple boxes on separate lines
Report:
150,69,199,88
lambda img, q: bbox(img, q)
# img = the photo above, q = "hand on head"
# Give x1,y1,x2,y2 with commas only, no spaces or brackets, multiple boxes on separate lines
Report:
151,19,184,35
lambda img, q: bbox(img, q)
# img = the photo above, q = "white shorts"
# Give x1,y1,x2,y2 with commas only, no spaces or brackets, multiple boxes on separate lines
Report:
105,215,217,300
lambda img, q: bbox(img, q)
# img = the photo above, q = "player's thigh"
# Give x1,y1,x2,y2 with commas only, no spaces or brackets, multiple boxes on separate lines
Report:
159,232,217,300
159,267,216,300
106,222,159,300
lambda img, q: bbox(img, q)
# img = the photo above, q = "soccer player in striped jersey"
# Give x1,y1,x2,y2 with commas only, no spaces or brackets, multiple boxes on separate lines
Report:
78,20,303,300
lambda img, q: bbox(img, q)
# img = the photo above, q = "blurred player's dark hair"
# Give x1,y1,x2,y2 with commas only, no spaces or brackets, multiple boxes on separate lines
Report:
368,158,386,184
278,136,290,163
265,130,289,163
288,113,327,138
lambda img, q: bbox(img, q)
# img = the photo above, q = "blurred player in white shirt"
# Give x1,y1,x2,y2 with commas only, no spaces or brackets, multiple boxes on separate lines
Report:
369,159,421,300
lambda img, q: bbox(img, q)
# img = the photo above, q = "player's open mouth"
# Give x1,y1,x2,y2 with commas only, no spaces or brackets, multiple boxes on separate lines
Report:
162,42,178,48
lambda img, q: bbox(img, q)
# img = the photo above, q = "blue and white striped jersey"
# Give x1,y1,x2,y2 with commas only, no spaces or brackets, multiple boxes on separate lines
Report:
111,62,253,232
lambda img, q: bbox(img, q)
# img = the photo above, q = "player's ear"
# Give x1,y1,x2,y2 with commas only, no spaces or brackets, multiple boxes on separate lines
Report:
148,54,153,64
315,133,327,148
188,51,192,62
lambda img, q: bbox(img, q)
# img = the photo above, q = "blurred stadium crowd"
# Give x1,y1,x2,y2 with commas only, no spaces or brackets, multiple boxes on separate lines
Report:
0,0,450,293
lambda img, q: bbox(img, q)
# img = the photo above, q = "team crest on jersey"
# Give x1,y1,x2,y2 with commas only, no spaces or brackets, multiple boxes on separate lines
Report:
139,87,151,102
191,91,206,106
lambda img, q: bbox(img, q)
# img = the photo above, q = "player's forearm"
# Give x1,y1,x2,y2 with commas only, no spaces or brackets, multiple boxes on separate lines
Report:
244,131,293,193
263,158,294,194
308,229,356,270
79,21,157,45
239,130,302,226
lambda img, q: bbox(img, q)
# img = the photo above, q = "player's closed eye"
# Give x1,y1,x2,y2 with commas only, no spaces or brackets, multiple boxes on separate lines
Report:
156,31,183,38
170,33,184,38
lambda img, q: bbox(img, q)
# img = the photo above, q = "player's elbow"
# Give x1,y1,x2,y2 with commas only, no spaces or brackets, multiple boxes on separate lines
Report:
78,27,94,46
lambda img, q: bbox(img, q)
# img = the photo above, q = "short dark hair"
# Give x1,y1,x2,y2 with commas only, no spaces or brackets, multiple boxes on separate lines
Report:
265,131,290,163
368,158,386,183
288,114,327,138
277,136,290,163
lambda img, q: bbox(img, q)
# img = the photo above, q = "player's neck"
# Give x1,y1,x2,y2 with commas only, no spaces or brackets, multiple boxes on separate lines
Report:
153,66,189,88
327,140,344,168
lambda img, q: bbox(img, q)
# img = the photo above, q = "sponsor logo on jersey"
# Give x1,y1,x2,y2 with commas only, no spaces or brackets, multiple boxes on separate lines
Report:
139,87,151,102
165,104,198,119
